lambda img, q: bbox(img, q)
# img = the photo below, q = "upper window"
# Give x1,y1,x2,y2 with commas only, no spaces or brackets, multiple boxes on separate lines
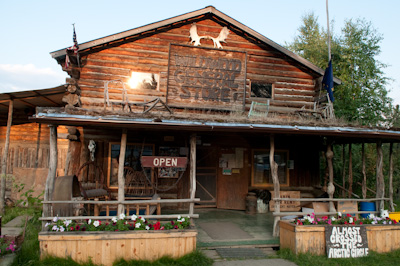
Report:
251,82,273,99
252,149,288,187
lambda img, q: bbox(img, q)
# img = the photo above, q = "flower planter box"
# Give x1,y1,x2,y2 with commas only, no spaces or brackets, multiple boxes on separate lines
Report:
279,220,400,255
39,229,197,266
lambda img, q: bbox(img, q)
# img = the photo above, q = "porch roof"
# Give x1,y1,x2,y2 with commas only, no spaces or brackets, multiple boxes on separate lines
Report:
31,110,400,143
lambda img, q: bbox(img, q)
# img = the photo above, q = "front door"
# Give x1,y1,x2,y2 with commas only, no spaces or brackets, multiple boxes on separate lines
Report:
195,147,218,207
217,147,249,210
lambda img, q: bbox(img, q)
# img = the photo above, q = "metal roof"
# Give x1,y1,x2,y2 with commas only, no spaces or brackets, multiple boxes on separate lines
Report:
31,112,400,143
50,6,341,85
0,85,66,125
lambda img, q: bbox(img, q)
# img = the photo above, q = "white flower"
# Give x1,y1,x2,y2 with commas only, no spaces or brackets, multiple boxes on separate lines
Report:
64,220,72,227
304,216,314,223
135,222,141,228
337,212,342,217
141,217,146,222
88,219,92,225
145,225,150,230
331,217,336,221
349,217,353,223
93,220,100,227
45,222,50,227
53,216,59,222
119,213,126,220
112,217,118,223
52,225,59,231
369,214,375,219
59,226,65,232
177,215,182,220
131,214,138,221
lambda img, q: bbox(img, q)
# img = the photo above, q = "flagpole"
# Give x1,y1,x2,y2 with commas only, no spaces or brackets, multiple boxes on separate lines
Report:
326,0,331,61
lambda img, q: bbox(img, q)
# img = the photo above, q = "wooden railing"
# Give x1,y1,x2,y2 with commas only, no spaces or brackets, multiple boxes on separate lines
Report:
40,198,200,227
271,197,389,217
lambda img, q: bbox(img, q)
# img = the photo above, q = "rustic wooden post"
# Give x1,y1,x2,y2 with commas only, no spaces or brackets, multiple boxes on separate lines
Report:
389,143,395,212
326,142,335,213
348,143,353,198
362,143,367,199
189,134,197,217
376,141,385,211
43,125,58,227
270,134,280,237
342,144,346,198
117,129,127,215
0,100,13,214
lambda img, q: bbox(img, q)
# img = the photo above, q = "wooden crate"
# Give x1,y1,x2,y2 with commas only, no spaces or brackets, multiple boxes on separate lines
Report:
270,191,301,211
39,230,197,265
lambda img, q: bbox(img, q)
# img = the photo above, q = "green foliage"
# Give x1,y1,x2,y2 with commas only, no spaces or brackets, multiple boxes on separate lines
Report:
13,181,43,208
278,248,400,266
286,13,393,126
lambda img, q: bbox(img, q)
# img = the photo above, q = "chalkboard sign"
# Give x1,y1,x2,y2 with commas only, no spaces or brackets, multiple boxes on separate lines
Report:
325,226,369,258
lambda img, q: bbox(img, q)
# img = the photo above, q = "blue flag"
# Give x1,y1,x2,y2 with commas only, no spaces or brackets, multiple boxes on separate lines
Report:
322,60,334,102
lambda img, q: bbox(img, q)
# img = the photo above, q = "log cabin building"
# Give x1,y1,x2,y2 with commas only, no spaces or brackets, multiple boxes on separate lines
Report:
2,6,400,236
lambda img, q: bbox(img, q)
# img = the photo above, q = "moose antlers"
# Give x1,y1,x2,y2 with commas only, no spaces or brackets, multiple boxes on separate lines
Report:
189,23,230,49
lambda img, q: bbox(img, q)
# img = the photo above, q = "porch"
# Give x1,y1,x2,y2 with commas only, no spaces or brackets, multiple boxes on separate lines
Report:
194,208,279,248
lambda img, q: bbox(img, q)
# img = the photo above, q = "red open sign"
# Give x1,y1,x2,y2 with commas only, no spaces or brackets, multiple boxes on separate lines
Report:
141,156,187,168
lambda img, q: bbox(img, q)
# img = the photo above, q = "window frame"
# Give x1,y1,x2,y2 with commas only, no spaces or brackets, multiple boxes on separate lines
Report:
251,149,289,188
249,80,275,100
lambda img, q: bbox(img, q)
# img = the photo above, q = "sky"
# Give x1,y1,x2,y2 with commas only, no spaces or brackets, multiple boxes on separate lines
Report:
1,0,399,104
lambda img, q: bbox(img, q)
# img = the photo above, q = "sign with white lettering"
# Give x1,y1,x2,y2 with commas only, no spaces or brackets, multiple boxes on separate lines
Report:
141,156,187,168
325,226,369,258
167,44,246,110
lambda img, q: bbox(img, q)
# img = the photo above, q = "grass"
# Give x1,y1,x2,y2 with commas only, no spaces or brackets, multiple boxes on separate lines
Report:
278,248,400,266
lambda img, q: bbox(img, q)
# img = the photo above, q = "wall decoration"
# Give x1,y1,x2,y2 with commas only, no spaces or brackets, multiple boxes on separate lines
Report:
189,23,230,49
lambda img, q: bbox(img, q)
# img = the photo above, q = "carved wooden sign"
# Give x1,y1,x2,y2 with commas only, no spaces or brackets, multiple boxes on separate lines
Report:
325,226,369,258
167,44,246,110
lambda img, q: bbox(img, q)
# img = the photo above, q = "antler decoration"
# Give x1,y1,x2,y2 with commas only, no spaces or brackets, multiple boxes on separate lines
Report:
189,23,230,49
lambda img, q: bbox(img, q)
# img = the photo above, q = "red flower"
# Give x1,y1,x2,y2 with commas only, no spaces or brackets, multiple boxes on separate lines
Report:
153,222,161,230
346,213,351,217
360,222,363,225
344,221,348,224
322,216,328,220
75,225,80,230
70,227,74,231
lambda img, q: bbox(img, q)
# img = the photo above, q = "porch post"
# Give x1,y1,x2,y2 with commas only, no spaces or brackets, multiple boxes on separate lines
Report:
341,144,346,198
348,143,353,198
389,143,395,212
326,142,335,212
189,134,197,217
0,99,13,214
376,141,384,211
43,125,58,226
270,134,280,237
362,143,367,199
117,129,127,215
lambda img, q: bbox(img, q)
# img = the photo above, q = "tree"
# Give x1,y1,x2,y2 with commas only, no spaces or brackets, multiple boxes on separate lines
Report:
286,14,393,126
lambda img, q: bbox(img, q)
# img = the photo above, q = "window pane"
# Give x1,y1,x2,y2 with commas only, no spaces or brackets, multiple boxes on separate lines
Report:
110,144,153,186
253,150,287,185
251,83,272,98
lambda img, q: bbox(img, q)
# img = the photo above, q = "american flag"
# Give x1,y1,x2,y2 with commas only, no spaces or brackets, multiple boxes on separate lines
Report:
65,24,79,68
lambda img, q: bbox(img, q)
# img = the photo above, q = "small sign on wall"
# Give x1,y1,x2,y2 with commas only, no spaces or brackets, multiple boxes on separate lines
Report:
325,226,369,258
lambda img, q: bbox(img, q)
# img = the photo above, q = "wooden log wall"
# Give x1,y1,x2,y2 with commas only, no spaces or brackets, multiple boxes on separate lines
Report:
76,18,319,114
0,123,68,174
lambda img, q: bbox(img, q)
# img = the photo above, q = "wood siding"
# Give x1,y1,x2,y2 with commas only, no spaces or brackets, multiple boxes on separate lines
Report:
77,19,318,113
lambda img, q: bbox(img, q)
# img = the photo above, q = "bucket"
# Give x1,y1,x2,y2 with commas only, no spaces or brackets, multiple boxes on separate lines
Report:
359,202,376,218
389,212,400,222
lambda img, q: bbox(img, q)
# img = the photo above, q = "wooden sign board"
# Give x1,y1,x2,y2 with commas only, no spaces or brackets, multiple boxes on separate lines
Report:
337,201,358,218
141,156,187,168
325,226,369,258
269,191,301,211
167,44,247,110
